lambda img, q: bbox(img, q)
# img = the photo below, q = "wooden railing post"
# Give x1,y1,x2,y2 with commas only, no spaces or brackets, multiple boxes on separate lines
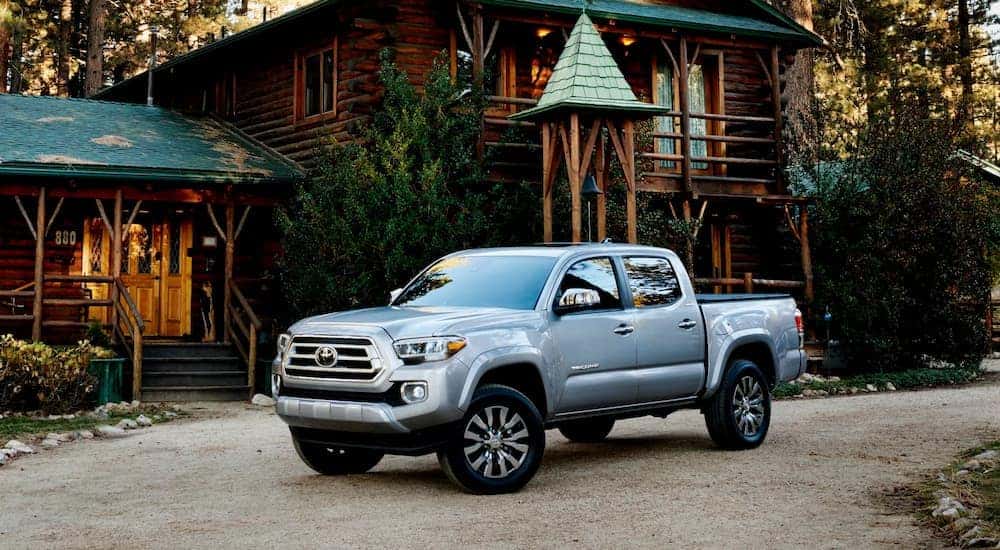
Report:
132,323,143,399
800,207,814,302
744,272,754,293
678,38,692,194
770,45,785,193
223,200,235,344
109,189,123,343
248,323,257,392
31,187,46,341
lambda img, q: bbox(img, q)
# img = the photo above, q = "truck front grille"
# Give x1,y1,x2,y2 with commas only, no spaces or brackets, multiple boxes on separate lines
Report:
284,335,382,382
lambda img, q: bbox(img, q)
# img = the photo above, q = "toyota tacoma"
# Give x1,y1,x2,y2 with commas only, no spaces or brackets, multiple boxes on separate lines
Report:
273,244,805,494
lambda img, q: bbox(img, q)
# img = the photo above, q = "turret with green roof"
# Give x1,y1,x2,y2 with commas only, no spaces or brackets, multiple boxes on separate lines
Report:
510,11,667,121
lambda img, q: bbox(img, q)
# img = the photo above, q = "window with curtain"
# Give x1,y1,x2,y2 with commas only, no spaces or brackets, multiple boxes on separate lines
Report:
653,53,721,172
296,39,337,120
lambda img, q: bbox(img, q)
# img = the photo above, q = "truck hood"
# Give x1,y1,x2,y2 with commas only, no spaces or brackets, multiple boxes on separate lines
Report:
289,306,521,340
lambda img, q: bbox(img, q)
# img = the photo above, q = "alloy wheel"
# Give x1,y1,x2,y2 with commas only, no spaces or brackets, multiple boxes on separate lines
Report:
732,375,765,438
463,405,531,479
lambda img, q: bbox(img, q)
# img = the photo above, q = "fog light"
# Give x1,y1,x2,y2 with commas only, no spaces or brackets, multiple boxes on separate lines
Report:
272,374,282,397
400,382,428,404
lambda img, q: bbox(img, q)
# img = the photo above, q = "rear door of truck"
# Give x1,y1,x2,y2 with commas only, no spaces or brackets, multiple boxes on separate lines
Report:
619,255,706,402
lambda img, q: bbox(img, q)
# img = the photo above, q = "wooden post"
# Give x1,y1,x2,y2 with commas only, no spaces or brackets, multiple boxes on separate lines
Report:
744,272,754,293
109,189,123,343
569,114,582,243
248,323,257,394
682,199,694,271
770,45,785,194
595,128,607,242
542,122,553,242
223,200,235,344
31,187,46,341
678,38,692,193
799,207,814,302
623,119,637,243
471,5,485,159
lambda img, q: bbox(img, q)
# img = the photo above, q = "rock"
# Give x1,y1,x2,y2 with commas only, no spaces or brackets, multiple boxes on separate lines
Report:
972,450,997,462
55,432,73,442
815,390,829,396
848,387,859,394
865,384,878,392
77,430,94,440
961,527,983,542
152,415,161,422
963,459,983,472
131,400,140,408
798,373,814,383
170,405,182,412
886,382,897,391
116,418,138,430
96,425,128,438
41,438,59,449
251,394,276,407
951,518,976,533
5,440,34,454
956,469,971,476
163,411,178,418
136,414,153,427
963,538,998,548
0,453,5,466
941,507,962,520
827,376,841,382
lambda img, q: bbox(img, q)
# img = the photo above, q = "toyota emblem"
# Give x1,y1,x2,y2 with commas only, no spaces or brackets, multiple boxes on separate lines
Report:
314,346,338,367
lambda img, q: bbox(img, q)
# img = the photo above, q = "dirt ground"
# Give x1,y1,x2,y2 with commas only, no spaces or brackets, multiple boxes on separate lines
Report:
2,367,999,549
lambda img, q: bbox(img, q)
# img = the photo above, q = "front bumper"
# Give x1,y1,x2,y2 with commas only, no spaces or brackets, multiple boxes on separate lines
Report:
274,353,470,435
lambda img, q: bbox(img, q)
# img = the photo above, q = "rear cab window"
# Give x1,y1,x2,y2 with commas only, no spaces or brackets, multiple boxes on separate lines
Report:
622,256,683,308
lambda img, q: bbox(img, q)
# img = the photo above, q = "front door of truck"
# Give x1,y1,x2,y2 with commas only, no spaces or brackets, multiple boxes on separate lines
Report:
622,256,705,401
549,256,637,413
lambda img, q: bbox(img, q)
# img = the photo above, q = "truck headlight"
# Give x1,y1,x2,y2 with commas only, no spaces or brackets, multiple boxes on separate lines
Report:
277,333,291,355
393,336,466,363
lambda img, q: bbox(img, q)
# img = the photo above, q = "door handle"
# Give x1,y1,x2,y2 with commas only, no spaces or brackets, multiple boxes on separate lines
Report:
613,324,634,336
677,319,697,330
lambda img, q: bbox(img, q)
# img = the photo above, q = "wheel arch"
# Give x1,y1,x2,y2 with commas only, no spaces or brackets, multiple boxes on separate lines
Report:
705,332,779,398
459,347,550,418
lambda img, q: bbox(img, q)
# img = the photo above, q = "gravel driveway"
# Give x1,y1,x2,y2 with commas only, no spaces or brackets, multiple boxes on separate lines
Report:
3,372,999,549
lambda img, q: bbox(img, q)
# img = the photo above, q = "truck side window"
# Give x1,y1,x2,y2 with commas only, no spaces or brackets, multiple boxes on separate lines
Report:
623,257,682,307
557,257,622,311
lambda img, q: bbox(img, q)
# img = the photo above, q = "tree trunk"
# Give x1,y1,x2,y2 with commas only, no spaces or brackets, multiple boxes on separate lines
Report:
957,0,974,128
0,19,9,93
776,0,815,160
84,0,105,97
56,0,73,95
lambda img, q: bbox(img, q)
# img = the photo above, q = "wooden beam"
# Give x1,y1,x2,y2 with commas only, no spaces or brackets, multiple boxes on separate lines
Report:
31,188,46,341
124,200,143,229
206,204,227,241
771,44,785,193
43,197,64,238
109,189,123,345
455,3,474,54
95,199,113,233
14,196,37,240
800,206,814,302
660,39,679,75
541,122,553,242
623,119,637,244
596,128,608,242
484,20,500,59
578,118,602,183
223,200,235,344
569,114,582,243
234,206,251,241
679,38,692,193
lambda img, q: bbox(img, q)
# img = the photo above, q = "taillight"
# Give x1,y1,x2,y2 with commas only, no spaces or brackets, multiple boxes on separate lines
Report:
794,309,805,348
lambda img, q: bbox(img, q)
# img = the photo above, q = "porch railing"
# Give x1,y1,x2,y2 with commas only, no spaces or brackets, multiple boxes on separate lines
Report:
226,279,262,396
0,282,36,324
112,278,145,398
693,273,805,294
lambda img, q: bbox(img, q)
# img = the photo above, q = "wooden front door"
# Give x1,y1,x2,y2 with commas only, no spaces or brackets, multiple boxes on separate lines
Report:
120,214,192,338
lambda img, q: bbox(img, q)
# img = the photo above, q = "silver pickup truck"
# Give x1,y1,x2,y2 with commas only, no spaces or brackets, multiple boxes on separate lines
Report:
273,244,805,494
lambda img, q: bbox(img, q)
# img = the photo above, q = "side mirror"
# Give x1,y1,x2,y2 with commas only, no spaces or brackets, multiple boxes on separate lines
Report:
554,288,600,315
389,288,403,305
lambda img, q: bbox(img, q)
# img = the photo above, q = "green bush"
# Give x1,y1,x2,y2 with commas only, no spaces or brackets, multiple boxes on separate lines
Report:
276,50,538,318
803,110,995,372
0,334,114,413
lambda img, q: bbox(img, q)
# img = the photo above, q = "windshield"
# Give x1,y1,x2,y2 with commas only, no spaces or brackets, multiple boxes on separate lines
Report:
394,255,556,310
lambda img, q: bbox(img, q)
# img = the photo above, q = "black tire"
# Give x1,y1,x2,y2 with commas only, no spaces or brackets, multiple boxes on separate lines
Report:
437,384,545,494
557,417,615,442
291,430,384,475
704,359,771,450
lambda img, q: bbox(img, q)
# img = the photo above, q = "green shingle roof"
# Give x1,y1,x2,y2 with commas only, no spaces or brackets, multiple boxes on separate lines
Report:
478,0,822,45
0,94,302,184
511,12,667,120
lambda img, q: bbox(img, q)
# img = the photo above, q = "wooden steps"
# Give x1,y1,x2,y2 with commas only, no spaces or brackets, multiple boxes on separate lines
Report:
140,342,250,402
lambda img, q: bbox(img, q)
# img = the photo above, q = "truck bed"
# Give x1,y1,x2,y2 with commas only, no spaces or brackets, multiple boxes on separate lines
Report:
696,293,791,304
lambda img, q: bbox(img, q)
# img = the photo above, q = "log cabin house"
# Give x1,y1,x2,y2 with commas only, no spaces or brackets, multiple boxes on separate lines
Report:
1,0,823,400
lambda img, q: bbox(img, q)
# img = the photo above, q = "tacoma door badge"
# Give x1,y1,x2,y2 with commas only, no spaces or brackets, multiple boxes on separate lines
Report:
570,363,599,371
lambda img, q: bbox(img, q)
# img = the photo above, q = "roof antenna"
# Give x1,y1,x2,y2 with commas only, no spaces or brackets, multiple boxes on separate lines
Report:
146,25,159,107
